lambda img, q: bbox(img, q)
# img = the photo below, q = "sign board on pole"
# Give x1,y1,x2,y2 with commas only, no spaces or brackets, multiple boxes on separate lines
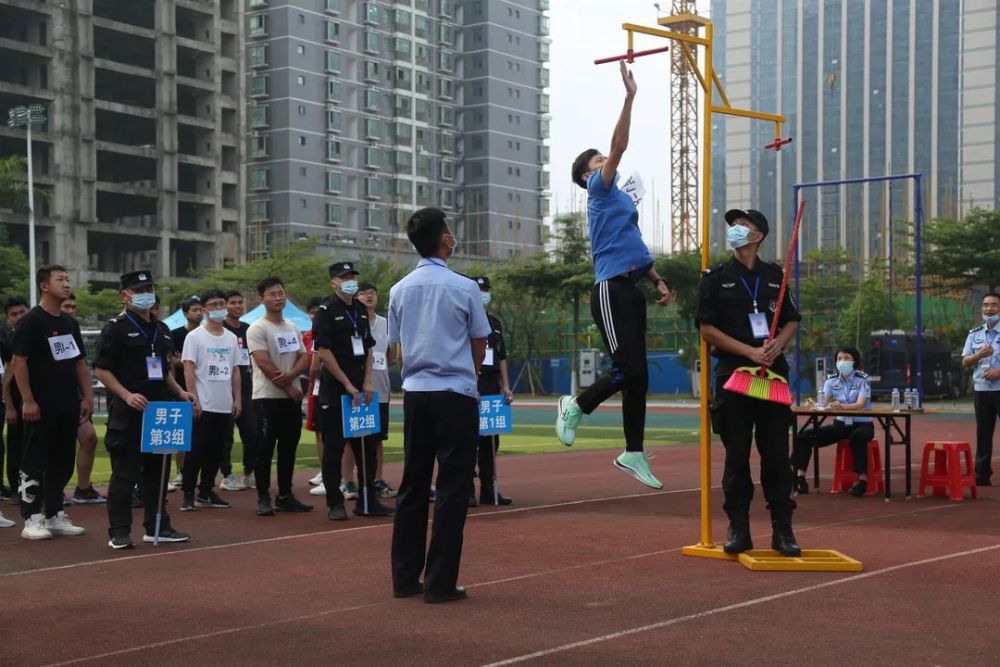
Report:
140,402,193,453
478,395,513,436
341,391,382,438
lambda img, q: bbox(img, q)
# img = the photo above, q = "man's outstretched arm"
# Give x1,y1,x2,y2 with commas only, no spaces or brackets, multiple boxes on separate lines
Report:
600,60,637,187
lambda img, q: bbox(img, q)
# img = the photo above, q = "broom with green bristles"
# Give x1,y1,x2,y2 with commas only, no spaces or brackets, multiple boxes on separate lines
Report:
722,198,807,405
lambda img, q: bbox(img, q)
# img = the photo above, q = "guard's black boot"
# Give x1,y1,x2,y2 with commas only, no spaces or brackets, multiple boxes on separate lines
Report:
723,517,753,554
771,521,802,557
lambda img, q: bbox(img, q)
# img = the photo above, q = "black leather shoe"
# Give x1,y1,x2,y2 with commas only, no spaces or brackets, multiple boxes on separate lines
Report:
393,582,424,599
425,586,467,604
354,496,394,517
848,479,867,497
794,475,809,495
275,494,314,512
480,489,513,506
327,504,348,521
771,522,802,557
723,519,753,554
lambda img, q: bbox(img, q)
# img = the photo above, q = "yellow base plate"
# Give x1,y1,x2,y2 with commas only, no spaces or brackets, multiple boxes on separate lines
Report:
737,549,863,572
681,544,739,560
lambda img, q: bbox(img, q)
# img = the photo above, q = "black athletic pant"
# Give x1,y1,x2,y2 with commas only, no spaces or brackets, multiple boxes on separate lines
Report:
106,413,174,538
476,434,500,495
974,390,1000,481
791,420,875,474
0,410,5,494
575,278,648,452
392,391,477,596
19,411,78,519
6,415,23,494
318,396,377,509
183,411,232,496
221,388,256,477
714,376,796,524
254,398,302,499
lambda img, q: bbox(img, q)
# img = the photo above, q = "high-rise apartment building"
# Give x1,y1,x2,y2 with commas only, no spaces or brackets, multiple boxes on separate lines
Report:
708,0,997,262
244,0,550,262
0,0,245,287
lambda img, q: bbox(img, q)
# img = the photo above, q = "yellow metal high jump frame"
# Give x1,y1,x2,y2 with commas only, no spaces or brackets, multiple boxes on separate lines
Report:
598,16,860,571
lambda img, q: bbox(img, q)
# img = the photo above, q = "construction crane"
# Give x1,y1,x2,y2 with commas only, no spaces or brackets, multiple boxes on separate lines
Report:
668,0,700,252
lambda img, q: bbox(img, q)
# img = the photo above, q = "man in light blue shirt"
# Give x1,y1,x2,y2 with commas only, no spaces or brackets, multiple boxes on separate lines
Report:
561,61,672,489
961,292,1000,485
388,207,490,604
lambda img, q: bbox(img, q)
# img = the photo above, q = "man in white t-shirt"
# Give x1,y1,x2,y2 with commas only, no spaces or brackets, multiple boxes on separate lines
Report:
247,276,312,516
356,282,396,498
180,289,241,512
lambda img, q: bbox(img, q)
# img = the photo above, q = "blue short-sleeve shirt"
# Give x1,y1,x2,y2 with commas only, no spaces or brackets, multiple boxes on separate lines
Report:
821,371,873,423
587,170,654,283
962,324,1000,392
388,258,492,398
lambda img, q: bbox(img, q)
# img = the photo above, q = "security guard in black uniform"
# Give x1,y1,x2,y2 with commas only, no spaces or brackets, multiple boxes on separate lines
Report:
695,209,802,557
94,271,195,549
471,276,513,506
313,261,393,520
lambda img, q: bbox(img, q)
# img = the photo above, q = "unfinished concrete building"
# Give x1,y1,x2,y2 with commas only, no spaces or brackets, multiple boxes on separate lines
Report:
0,0,245,289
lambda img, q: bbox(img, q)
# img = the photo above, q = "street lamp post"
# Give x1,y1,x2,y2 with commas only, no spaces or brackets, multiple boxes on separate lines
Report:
7,104,47,306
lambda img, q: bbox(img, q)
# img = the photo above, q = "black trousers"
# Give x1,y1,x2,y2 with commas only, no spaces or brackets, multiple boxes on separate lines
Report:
476,434,500,494
392,391,477,596
576,278,648,452
106,416,174,537
254,398,302,499
6,415,23,494
221,388,256,477
714,376,796,523
791,420,875,474
974,390,1000,481
318,397,377,508
183,411,232,496
19,411,78,519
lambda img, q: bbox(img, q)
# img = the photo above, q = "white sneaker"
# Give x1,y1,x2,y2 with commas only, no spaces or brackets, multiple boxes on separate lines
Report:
220,474,245,492
244,472,256,490
44,511,86,536
308,472,323,486
21,513,53,540
309,483,327,496
167,473,183,493
0,510,14,528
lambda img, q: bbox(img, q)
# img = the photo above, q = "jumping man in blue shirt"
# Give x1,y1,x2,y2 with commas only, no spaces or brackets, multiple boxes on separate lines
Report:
558,60,673,489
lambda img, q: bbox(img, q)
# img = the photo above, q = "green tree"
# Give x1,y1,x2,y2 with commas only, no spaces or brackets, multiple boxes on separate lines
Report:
0,155,50,213
797,248,859,356
836,271,908,347
0,226,29,299
923,208,1000,292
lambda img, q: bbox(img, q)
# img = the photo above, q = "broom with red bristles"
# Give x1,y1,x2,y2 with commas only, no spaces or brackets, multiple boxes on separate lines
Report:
722,198,807,405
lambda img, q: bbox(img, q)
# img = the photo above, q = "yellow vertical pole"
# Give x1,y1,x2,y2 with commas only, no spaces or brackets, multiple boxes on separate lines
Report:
696,20,714,549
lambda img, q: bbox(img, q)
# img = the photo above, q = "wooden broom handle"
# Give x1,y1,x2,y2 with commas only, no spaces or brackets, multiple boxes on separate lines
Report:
768,199,807,339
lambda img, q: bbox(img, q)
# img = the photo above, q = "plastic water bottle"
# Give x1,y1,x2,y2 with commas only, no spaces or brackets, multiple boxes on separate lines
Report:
816,391,827,409
891,388,900,411
904,388,913,410
912,389,921,410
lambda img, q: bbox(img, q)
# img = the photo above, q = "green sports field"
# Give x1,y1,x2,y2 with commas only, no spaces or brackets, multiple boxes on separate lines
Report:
66,406,702,486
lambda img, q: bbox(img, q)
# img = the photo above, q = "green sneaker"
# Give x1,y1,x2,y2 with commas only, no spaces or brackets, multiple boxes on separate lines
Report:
555,395,582,446
614,451,663,489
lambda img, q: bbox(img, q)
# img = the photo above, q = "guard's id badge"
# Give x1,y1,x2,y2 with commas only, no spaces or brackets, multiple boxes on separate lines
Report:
312,379,320,396
483,347,495,366
146,356,164,380
48,334,81,361
239,347,250,366
351,336,365,357
373,351,387,371
748,312,769,339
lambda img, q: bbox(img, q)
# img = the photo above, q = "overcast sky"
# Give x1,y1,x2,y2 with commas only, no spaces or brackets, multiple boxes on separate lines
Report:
547,0,709,252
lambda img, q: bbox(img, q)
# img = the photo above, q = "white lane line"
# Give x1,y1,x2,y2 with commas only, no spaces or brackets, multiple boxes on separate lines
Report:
481,543,1000,666
34,502,974,666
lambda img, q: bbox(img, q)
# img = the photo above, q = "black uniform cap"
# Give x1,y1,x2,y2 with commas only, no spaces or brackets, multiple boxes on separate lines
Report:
329,261,358,277
724,209,769,239
120,270,154,290
472,276,491,290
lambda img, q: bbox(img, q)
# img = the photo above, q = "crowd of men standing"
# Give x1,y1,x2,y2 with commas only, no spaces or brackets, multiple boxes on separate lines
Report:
0,211,513,590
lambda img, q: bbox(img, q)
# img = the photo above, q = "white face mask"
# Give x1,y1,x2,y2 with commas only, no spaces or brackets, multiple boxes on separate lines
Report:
207,309,227,323
340,280,359,296
481,292,492,306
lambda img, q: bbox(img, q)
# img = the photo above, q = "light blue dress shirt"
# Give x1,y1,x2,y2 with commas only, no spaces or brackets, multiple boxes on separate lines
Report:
962,324,1000,392
388,257,492,398
821,371,873,423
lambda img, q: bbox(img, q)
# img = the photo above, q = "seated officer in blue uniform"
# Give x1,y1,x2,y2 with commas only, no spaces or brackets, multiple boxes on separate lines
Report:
791,346,874,497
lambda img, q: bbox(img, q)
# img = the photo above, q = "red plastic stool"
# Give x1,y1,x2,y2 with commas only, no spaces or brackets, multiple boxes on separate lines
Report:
918,441,978,501
830,439,884,495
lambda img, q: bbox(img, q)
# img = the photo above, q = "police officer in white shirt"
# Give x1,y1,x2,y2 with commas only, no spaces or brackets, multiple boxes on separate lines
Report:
962,292,1000,486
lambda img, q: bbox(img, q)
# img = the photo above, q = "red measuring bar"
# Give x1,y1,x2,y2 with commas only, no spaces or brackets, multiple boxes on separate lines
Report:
594,46,670,65
764,136,793,151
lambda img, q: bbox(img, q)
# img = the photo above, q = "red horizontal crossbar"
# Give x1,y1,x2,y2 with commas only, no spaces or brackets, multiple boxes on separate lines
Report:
765,136,793,151
594,46,670,65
